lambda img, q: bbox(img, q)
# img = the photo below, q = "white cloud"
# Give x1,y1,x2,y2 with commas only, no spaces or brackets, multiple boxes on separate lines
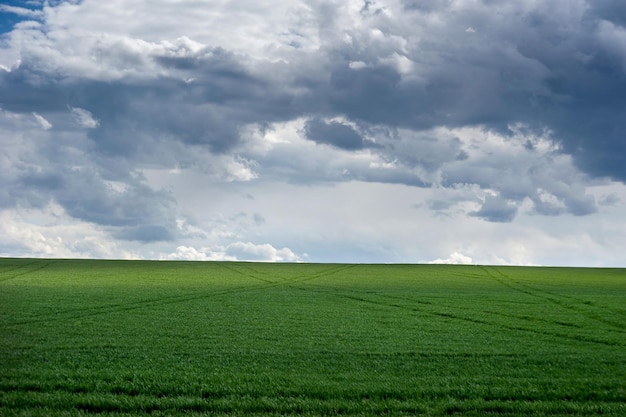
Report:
225,241,302,262
0,0,321,82
70,107,99,128
163,246,210,261
164,242,302,262
32,112,52,130
0,5,44,19
429,252,474,265
348,60,367,69
0,203,141,259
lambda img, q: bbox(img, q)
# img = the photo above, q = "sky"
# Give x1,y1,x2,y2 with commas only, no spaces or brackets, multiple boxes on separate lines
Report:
0,0,625,266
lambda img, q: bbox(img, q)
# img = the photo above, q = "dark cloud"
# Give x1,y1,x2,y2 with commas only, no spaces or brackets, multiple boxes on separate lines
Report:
400,0,452,13
304,117,374,150
387,131,465,172
77,80,259,156
314,2,626,183
470,195,518,223
327,65,416,127
0,44,300,156
115,224,173,242
4,1,625,186
0,106,178,242
17,164,178,241
590,0,626,26
0,67,69,112
59,177,174,229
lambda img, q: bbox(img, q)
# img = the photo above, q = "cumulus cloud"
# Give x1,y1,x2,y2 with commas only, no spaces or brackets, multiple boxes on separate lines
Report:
429,252,473,265
163,246,210,261
0,0,625,265
0,108,179,242
0,202,141,259
165,243,302,262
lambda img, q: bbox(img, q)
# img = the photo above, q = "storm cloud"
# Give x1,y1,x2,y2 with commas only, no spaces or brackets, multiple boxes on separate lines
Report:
304,118,375,150
0,0,625,265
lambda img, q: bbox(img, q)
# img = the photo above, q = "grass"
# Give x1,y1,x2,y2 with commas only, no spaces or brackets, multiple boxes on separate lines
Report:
1,258,625,416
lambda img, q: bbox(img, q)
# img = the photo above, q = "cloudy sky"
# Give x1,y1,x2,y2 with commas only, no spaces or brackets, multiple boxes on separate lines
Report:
1,0,625,266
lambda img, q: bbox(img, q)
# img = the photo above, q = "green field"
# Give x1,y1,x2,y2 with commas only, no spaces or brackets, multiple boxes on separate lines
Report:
1,258,625,416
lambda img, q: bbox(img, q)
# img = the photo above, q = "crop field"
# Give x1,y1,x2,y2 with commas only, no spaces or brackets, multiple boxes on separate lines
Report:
1,258,625,416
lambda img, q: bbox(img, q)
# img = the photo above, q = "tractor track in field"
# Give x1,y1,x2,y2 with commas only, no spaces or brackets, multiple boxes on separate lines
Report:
290,272,585,331
483,266,620,309
3,262,623,348
217,263,357,286
287,281,625,347
341,290,612,332
288,264,358,285
215,263,275,284
0,261,39,275
2,261,285,327
480,266,626,332
0,282,274,328
2,262,277,327
349,283,626,336
277,264,625,346
0,261,54,283
1,264,358,328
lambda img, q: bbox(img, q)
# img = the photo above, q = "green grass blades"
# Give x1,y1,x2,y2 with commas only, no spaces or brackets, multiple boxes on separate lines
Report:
1,258,625,416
